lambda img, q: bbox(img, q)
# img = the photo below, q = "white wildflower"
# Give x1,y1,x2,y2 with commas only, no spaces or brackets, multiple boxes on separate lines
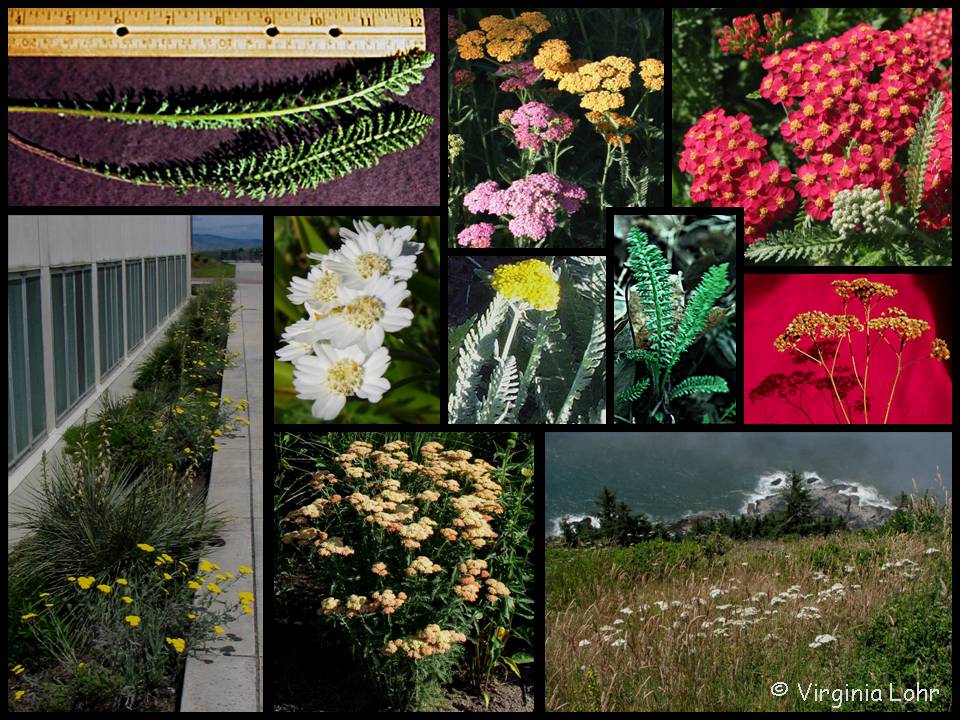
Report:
611,638,626,647
924,548,940,555
620,607,633,615
809,633,837,648
612,619,624,625
292,345,390,419
578,639,591,647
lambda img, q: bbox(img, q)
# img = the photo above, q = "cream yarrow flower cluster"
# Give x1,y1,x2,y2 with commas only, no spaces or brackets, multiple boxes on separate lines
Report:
491,258,560,311
278,219,423,420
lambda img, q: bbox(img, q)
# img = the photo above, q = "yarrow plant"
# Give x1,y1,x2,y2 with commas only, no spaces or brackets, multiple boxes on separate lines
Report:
449,257,605,423
278,438,530,707
774,278,950,424
277,219,422,420
677,8,953,265
449,8,665,247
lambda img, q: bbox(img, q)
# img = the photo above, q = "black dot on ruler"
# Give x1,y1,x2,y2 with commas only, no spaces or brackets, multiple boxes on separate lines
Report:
328,27,342,38
265,25,279,38
116,25,129,37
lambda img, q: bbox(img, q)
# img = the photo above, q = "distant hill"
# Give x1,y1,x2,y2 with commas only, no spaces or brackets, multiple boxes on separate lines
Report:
192,233,262,251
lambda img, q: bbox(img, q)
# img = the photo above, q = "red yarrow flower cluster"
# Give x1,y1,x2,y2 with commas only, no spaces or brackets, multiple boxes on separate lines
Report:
717,12,793,61
758,20,947,218
920,90,952,231
900,8,953,67
679,108,797,242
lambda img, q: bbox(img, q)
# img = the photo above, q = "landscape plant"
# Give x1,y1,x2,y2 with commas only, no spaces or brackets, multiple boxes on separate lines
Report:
448,256,605,424
273,216,440,424
273,433,534,710
673,8,952,265
614,224,734,424
449,9,664,248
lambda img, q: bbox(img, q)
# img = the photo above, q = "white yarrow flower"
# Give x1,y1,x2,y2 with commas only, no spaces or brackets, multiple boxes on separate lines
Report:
809,633,837,648
309,276,413,353
292,345,391,420
287,264,343,308
325,220,423,288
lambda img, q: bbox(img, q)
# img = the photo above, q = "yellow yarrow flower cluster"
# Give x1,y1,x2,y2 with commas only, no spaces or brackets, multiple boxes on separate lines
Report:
456,12,550,62
491,259,560,311
558,56,635,112
638,58,664,91
533,39,587,81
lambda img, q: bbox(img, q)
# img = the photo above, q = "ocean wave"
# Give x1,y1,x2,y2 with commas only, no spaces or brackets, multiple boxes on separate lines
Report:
739,470,895,514
547,514,600,537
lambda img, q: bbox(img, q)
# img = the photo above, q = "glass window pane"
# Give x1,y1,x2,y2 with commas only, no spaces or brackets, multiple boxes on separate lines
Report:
83,269,94,391
26,276,46,440
66,272,78,403
52,274,66,416
8,279,29,456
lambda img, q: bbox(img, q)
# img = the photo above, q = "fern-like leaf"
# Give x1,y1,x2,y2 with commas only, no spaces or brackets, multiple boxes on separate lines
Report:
505,314,555,423
669,375,728,400
672,264,729,362
744,226,850,263
8,51,435,130
904,91,944,227
477,355,519,424
555,305,605,424
78,109,434,200
615,377,649,404
448,295,509,423
624,228,675,371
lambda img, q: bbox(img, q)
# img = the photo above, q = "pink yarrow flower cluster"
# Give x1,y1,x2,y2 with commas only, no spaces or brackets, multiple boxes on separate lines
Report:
495,60,541,92
464,173,587,242
457,222,496,249
506,101,575,152
679,108,797,242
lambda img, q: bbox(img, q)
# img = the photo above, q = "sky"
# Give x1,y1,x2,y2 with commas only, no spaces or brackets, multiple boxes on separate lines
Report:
191,215,263,243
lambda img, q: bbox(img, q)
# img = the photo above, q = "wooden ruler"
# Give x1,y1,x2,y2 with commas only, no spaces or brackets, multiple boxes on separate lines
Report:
7,8,426,57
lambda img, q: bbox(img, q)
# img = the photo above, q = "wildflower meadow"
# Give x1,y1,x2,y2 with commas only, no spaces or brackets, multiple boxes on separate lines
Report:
272,432,534,711
673,8,952,265
449,9,664,248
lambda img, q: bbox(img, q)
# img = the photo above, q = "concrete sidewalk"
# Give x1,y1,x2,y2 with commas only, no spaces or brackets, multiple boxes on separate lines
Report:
181,264,263,713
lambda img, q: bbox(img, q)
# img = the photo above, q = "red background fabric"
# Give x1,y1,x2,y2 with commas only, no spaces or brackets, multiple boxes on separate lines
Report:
7,8,438,206
745,274,953,425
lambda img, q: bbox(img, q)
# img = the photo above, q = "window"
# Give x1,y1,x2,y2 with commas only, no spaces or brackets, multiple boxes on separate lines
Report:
167,255,176,312
176,255,184,303
98,262,124,377
126,259,144,349
145,258,157,333
158,257,168,320
8,272,47,466
51,266,95,419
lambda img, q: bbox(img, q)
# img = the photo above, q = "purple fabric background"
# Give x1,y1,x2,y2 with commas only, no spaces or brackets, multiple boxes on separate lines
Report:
7,8,438,207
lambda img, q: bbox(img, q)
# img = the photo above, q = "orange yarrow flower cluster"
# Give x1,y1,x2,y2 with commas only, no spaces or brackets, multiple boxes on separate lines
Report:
456,12,550,62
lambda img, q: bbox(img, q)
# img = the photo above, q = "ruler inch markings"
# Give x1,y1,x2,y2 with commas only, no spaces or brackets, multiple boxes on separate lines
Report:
8,7,426,57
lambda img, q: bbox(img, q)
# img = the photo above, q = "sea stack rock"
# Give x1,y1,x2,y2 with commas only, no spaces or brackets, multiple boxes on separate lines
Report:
750,483,893,530
668,511,732,537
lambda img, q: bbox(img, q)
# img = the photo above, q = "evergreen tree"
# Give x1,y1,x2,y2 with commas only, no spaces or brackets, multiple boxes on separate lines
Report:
779,470,817,535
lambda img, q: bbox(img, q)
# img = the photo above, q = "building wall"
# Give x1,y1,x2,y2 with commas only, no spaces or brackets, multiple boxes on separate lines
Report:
7,215,193,498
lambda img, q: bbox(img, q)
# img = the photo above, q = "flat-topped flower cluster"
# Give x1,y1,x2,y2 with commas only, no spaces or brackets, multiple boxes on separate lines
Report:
277,220,422,420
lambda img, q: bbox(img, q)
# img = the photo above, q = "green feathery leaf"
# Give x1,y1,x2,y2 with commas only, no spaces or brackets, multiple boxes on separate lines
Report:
75,108,433,200
615,377,649,404
555,304,605,424
624,228,675,372
669,375,728,400
744,225,851,263
672,263,729,362
8,50,435,130
904,91,944,227
477,354,519,424
448,294,509,423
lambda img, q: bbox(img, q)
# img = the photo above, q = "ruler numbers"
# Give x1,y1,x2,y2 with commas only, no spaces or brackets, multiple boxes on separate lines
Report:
7,8,426,56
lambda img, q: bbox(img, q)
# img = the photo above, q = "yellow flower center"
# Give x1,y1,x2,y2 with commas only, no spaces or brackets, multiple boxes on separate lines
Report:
354,253,391,280
490,259,560,311
311,270,341,305
343,296,385,330
326,359,364,396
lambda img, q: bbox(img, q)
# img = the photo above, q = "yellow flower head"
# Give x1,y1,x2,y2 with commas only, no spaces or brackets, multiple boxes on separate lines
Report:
116,579,128,586
136,543,155,552
239,591,255,604
214,625,225,634
238,565,253,575
77,576,96,590
638,58,664,91
165,637,186,654
96,584,112,594
491,259,560,311
188,581,201,590
187,612,197,620
122,596,134,604
183,447,192,455
21,612,38,621
175,407,185,414
206,583,222,594
15,690,25,701
124,615,141,628
163,573,174,581
199,559,220,573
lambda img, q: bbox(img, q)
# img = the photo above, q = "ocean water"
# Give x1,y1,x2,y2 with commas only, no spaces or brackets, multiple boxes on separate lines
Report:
545,432,952,536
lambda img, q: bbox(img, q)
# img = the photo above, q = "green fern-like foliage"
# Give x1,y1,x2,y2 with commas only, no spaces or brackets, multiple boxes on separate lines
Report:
624,228,675,372
904,91,945,227
448,294,509,423
80,109,434,200
744,223,851,263
669,375,728,400
618,227,731,423
8,51,435,130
